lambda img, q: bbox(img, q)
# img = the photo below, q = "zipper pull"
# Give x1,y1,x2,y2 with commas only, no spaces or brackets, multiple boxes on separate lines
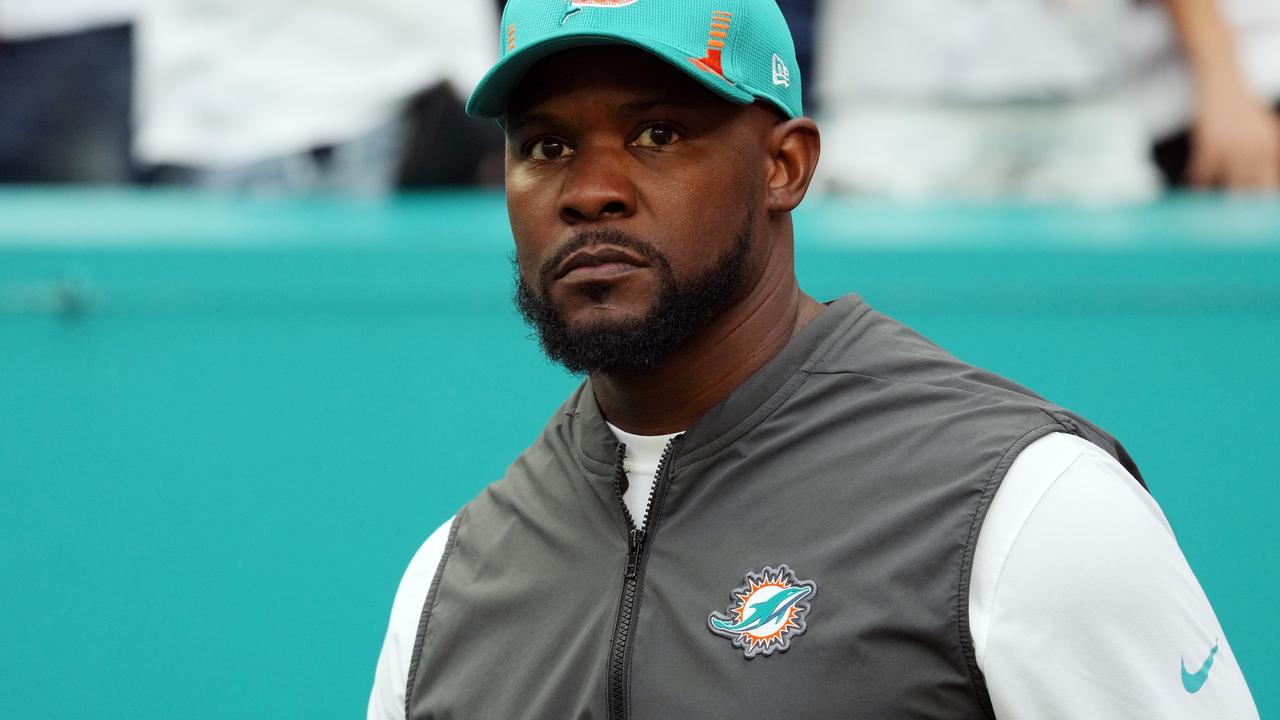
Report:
624,527,644,579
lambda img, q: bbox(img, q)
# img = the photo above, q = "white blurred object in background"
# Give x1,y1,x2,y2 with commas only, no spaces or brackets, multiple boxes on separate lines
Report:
1218,0,1280,101
815,0,1151,104
132,0,497,194
814,0,1280,202
818,100,1158,204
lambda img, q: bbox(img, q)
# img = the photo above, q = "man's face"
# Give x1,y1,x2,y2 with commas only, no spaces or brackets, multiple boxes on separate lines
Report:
504,45,776,374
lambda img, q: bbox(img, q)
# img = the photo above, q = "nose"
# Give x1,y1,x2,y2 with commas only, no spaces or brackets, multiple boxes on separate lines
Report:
558,146,637,225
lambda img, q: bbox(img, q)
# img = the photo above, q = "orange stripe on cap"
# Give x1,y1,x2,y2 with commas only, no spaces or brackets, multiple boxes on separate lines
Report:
689,10,733,81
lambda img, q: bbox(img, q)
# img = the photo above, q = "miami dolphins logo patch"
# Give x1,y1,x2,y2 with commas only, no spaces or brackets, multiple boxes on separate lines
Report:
707,564,816,658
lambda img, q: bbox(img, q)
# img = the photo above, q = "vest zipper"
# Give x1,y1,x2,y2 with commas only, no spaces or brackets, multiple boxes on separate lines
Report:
607,435,681,720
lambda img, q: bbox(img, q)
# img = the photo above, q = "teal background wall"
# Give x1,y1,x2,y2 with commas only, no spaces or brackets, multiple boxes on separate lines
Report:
2,190,1277,717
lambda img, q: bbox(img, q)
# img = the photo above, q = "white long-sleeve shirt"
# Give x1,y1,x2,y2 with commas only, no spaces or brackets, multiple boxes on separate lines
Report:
369,431,1259,719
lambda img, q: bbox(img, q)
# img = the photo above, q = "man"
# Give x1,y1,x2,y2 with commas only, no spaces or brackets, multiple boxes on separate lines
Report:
370,1,1260,717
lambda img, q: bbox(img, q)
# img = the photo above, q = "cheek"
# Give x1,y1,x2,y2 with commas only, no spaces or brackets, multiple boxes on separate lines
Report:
663,147,757,215
505,178,553,280
645,163,757,270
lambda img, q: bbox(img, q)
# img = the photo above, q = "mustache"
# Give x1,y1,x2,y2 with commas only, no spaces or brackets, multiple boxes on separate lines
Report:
537,228,666,287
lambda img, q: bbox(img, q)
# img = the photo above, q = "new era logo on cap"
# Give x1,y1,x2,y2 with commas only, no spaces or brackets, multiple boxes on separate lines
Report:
771,53,791,88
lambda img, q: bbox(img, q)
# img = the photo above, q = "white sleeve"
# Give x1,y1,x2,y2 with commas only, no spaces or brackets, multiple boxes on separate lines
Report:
367,516,455,720
970,433,1259,719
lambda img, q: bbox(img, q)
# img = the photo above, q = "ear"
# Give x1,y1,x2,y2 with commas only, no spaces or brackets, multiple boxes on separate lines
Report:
765,118,821,214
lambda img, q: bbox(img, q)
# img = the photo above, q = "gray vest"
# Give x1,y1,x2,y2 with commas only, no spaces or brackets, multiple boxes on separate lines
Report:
405,294,1144,719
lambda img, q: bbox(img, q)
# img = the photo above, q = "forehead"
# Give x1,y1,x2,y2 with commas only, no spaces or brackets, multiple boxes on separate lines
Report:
505,45,737,127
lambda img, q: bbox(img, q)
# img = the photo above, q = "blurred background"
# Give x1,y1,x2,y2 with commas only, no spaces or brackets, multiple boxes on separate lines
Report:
1,0,1277,717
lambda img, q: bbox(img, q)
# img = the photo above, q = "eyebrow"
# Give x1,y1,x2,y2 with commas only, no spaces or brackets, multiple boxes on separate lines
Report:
505,111,557,133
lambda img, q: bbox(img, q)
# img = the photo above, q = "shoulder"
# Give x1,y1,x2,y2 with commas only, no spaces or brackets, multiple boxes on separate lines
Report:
971,434,1259,717
809,303,1070,438
970,432,1153,661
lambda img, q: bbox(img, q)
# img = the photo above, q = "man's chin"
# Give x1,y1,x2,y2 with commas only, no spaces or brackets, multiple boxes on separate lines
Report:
541,323,664,376
514,218,751,375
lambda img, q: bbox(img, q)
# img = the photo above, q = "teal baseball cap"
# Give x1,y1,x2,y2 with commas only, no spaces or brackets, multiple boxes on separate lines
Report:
466,0,803,120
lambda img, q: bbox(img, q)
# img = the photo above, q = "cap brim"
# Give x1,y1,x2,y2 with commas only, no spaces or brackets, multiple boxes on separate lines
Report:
466,32,756,120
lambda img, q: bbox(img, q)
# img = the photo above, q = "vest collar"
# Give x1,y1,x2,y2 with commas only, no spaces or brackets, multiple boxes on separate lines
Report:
570,294,869,473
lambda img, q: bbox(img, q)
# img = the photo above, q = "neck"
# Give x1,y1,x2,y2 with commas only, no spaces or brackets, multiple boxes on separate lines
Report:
591,261,822,436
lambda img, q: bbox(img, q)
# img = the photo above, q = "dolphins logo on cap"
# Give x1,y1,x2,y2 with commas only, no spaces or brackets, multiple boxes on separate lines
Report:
563,0,639,24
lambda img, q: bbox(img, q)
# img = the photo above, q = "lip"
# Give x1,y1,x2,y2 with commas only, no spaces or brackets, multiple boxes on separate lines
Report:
553,245,650,281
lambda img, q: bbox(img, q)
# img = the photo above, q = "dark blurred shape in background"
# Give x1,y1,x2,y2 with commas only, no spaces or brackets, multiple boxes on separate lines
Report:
0,1,139,183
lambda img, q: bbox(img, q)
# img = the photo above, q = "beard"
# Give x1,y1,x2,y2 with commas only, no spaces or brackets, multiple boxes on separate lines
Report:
513,215,753,375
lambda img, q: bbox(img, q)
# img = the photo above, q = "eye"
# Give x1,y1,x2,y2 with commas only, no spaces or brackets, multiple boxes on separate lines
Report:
632,124,682,148
526,137,575,161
